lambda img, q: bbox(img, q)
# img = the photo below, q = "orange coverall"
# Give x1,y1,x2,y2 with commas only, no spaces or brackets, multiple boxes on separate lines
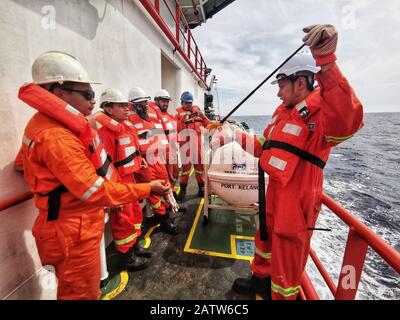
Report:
97,118,144,254
236,63,364,299
153,105,179,185
16,113,151,300
129,105,170,215
176,106,211,186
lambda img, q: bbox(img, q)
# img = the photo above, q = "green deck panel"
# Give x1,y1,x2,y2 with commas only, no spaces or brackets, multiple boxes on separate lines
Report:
100,272,126,300
189,196,258,256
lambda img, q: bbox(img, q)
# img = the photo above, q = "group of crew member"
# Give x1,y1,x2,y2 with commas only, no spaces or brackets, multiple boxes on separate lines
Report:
13,23,363,301
14,50,211,300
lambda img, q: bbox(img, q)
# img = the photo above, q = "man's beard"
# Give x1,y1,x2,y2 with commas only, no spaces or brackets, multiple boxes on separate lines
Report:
158,105,168,112
135,105,148,120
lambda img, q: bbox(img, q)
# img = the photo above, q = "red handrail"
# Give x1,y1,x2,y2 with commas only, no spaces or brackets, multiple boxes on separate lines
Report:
139,0,209,88
309,247,337,296
2,187,399,299
322,193,400,273
302,193,400,300
0,191,33,212
301,272,320,300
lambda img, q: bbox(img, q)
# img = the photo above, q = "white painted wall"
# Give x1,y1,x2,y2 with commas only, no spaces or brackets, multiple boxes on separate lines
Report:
0,0,207,300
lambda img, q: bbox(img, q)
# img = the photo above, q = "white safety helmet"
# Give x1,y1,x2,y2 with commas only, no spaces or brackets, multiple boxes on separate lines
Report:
100,88,132,108
154,89,172,101
128,87,151,103
271,51,320,85
32,51,100,85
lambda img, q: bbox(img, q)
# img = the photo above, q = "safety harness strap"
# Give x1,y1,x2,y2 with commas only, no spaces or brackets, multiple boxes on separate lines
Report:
96,154,113,177
258,162,268,241
263,140,326,169
39,185,68,222
113,150,141,169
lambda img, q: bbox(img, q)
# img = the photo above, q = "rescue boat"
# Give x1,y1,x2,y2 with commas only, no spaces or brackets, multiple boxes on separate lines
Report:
0,0,399,301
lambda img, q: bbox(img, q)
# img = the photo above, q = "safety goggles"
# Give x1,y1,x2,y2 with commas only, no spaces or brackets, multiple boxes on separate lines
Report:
62,88,96,101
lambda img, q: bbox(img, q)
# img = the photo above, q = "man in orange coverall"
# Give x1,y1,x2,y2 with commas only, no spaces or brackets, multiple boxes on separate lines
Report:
175,91,211,201
91,88,152,270
14,51,169,300
128,87,178,235
152,89,180,188
232,25,364,300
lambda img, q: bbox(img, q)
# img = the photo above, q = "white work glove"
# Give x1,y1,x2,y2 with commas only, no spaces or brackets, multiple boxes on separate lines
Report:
303,24,338,66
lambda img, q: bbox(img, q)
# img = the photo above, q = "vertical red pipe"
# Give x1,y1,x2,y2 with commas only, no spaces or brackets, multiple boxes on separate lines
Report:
195,47,198,71
335,228,369,300
301,272,320,300
309,248,337,296
175,3,180,45
188,30,191,59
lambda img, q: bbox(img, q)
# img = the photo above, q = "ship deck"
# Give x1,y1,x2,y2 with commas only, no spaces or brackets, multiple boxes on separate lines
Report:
101,177,258,300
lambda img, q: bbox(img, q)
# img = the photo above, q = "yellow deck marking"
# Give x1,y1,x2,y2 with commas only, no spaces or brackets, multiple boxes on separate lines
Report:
184,198,255,261
142,224,160,249
100,271,129,300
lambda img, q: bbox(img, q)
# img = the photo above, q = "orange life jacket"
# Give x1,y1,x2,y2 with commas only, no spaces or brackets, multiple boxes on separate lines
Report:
176,106,208,134
91,112,142,176
152,105,177,142
128,105,169,158
259,91,326,186
18,83,119,182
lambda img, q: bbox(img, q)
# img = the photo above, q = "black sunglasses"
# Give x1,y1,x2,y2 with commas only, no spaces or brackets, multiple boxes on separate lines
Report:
62,88,95,101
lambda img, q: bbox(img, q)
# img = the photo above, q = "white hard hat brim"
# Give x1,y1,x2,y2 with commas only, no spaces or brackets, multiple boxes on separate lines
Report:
132,97,151,103
34,79,102,85
102,101,133,105
156,96,172,101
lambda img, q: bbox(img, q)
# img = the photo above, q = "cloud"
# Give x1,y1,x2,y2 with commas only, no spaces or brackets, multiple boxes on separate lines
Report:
194,0,400,115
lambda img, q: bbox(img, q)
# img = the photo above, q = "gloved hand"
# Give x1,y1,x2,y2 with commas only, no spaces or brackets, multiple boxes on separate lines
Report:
206,121,222,131
303,24,338,66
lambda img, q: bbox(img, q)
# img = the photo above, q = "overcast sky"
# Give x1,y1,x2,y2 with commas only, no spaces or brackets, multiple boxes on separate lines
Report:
193,0,400,116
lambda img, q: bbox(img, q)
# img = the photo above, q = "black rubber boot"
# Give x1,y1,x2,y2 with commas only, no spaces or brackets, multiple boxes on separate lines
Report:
134,242,152,258
197,183,204,198
119,247,150,271
175,184,187,202
232,274,271,300
157,213,178,235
